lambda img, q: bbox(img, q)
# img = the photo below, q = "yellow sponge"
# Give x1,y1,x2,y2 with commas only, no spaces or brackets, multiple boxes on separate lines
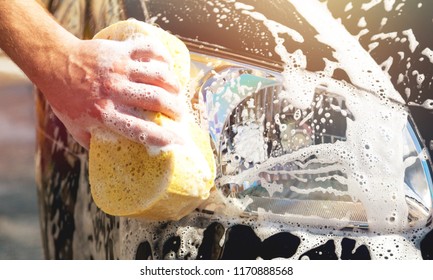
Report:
88,19,215,221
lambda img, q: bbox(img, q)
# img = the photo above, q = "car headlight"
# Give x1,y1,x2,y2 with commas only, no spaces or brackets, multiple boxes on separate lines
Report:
186,40,433,232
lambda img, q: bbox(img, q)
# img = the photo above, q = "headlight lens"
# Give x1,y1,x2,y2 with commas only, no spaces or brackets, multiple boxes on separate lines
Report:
189,46,433,232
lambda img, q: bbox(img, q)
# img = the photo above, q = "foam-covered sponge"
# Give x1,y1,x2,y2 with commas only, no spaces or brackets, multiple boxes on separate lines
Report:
89,19,215,221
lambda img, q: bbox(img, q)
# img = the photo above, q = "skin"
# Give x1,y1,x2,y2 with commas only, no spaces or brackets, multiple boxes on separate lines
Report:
0,0,186,149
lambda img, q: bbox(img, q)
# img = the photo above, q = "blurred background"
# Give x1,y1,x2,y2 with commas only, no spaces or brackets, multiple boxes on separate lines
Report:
0,50,44,259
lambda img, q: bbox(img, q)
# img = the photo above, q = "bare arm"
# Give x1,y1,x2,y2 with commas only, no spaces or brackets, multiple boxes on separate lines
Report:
0,0,184,149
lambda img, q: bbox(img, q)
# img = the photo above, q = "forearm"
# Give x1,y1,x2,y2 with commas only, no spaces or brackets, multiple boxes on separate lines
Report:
0,0,79,92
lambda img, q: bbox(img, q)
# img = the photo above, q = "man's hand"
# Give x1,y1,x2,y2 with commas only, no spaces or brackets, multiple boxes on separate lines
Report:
0,0,186,149
46,36,186,149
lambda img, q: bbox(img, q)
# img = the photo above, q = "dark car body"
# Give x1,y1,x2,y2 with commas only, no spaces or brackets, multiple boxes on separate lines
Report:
36,0,433,259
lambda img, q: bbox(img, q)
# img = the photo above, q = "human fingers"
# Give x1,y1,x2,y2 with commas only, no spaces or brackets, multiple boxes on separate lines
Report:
127,59,180,93
128,34,173,65
101,105,185,147
113,81,186,120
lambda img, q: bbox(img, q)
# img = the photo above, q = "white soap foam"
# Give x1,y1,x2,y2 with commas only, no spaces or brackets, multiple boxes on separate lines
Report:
116,0,432,260
402,29,419,53
421,47,433,64
218,0,412,233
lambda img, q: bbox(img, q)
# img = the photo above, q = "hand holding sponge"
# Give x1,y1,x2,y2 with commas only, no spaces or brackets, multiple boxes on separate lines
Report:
88,19,215,221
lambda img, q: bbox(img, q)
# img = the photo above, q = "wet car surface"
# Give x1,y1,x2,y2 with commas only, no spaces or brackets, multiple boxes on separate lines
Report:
35,0,433,259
